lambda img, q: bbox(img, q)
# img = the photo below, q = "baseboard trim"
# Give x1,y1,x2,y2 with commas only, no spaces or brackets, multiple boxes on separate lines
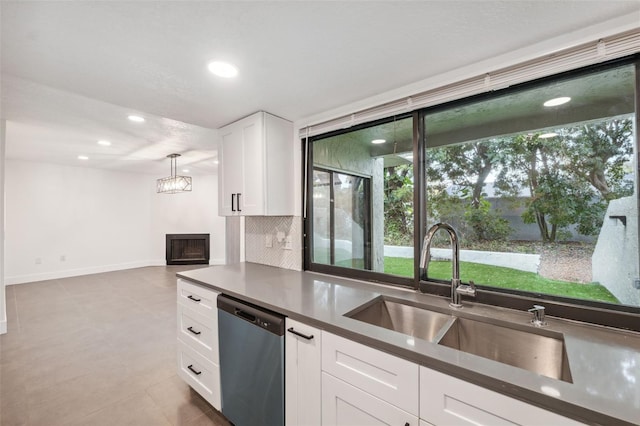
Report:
5,260,157,285
5,258,227,285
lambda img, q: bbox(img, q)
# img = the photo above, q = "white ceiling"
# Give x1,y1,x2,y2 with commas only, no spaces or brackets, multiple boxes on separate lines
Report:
1,1,639,174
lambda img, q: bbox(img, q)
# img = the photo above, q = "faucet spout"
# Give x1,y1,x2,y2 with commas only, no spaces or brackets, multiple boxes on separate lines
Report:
420,223,473,308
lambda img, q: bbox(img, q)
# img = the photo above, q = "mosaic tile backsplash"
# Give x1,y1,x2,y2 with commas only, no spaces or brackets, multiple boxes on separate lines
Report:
245,216,302,271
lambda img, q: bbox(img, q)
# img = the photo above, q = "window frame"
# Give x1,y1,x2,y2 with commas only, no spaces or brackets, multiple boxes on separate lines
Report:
303,56,640,331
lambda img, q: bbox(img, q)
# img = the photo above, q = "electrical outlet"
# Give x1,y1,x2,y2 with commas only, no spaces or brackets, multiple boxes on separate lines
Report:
633,279,640,290
265,234,273,248
284,235,293,250
35,257,42,265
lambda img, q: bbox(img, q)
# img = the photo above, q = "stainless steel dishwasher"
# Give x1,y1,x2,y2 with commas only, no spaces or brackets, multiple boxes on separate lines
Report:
217,295,285,426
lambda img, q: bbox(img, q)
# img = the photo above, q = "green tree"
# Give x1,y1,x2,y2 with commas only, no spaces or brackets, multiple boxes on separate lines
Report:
426,139,512,241
384,164,413,245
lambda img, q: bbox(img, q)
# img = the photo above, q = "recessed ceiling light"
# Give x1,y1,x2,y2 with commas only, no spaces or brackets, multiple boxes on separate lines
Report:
371,139,386,144
128,115,145,122
213,160,219,164
97,140,111,146
207,61,238,78
539,132,558,139
543,97,571,107
78,155,89,160
182,169,190,173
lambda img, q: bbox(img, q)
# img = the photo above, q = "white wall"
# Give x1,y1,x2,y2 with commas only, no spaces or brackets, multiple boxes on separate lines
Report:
5,160,225,285
5,160,153,284
1,121,6,334
150,173,226,265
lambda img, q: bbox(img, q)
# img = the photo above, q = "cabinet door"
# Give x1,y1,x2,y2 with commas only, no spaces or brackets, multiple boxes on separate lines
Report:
237,114,265,215
218,124,244,216
420,367,585,426
322,331,419,416
285,318,321,426
322,372,419,426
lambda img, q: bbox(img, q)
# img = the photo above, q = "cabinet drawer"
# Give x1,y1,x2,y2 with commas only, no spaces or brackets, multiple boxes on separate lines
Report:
322,331,419,416
177,340,221,411
177,304,218,364
322,372,419,426
177,279,219,317
420,367,584,425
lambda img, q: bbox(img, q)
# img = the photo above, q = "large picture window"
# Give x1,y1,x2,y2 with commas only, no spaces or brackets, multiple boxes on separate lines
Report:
305,58,640,322
423,63,638,307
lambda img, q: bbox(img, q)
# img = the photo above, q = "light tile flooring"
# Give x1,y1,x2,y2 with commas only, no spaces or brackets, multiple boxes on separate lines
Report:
0,266,231,426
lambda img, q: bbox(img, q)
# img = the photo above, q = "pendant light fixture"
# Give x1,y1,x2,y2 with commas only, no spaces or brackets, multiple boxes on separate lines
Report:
157,153,192,194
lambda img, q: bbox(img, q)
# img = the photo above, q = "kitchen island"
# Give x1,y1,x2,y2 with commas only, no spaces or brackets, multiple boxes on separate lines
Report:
177,262,640,426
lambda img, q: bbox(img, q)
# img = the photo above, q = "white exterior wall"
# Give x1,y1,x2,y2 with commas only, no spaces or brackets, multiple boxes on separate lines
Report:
592,197,640,305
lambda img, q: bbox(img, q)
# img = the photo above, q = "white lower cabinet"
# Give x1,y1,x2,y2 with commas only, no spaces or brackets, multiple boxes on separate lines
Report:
285,318,322,426
322,331,419,416
176,280,221,411
322,372,419,426
177,341,221,409
420,367,585,426
321,331,420,426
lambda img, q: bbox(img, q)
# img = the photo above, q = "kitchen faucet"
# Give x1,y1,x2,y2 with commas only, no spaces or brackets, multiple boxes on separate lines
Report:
420,222,476,308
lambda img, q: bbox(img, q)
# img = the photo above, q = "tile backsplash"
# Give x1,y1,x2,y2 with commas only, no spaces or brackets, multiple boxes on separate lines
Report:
245,216,302,271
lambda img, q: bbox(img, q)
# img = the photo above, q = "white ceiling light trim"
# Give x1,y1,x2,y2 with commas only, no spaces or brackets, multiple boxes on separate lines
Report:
128,115,145,122
543,97,571,107
97,140,111,146
207,61,239,78
77,155,89,160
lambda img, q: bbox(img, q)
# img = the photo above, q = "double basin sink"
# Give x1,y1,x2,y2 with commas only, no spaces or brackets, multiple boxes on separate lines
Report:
345,296,573,383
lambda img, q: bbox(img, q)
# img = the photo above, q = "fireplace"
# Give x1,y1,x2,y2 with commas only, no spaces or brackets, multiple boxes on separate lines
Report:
166,234,210,265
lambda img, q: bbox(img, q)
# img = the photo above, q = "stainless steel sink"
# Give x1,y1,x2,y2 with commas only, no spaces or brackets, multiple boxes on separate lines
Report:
345,296,453,342
437,317,573,383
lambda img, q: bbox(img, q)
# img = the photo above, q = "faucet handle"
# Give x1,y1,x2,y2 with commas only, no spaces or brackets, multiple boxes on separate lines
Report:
528,305,547,327
456,280,477,297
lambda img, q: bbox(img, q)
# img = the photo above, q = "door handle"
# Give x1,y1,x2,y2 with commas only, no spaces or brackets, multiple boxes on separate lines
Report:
187,364,202,375
287,327,314,340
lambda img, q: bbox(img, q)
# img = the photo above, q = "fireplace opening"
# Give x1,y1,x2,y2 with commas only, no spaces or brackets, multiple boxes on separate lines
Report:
166,234,210,265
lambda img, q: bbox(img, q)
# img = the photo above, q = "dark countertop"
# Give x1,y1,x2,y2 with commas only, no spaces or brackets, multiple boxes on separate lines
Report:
177,262,640,426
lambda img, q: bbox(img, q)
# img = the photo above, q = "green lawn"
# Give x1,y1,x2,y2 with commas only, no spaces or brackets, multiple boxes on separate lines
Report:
384,256,619,304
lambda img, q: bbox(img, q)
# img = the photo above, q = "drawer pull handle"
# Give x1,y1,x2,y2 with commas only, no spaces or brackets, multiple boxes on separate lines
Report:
287,327,314,340
187,295,201,303
187,364,202,375
187,326,201,335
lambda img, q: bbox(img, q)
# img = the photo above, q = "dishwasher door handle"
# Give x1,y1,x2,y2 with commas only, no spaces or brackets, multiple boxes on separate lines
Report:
234,308,257,324
287,327,314,340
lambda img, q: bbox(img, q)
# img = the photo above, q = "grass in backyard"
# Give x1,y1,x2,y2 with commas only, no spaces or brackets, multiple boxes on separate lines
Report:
384,256,619,304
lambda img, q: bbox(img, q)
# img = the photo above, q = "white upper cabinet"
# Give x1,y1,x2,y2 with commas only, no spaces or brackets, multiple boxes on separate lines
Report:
218,111,294,216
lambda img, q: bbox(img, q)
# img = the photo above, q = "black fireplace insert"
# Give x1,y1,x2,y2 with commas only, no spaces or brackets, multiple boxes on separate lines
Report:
166,234,210,265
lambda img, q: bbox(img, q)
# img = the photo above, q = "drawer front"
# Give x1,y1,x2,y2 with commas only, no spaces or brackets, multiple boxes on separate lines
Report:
177,279,219,317
321,372,419,426
177,340,221,411
420,367,584,426
177,304,218,363
322,331,419,416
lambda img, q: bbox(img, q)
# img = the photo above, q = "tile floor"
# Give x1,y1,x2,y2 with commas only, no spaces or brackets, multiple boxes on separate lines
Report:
0,266,231,426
